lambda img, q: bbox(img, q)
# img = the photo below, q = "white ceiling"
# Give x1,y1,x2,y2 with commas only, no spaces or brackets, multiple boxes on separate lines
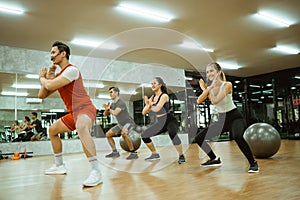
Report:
0,0,300,99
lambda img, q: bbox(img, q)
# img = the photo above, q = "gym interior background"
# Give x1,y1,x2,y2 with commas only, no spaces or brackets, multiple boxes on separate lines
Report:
0,1,300,199
0,0,300,144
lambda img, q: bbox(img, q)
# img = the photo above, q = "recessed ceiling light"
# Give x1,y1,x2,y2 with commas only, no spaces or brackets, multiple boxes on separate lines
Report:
116,3,174,22
255,11,293,27
295,76,300,79
97,94,111,99
71,39,118,49
0,5,24,15
217,62,241,70
84,81,105,88
273,45,299,54
1,91,28,96
140,83,152,88
25,74,39,79
119,90,138,95
179,41,214,52
50,109,65,112
12,84,41,89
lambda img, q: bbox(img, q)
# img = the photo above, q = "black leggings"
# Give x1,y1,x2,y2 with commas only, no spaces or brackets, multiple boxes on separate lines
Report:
194,108,255,164
141,113,182,145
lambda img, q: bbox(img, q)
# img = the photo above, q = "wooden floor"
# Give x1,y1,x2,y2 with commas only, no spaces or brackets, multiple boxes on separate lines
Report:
1,140,300,200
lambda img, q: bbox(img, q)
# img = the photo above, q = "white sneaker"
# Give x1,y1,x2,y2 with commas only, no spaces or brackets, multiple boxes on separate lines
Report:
44,164,67,175
82,170,102,187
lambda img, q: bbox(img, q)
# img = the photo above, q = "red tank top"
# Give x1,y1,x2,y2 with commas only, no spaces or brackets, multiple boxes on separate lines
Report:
56,64,94,112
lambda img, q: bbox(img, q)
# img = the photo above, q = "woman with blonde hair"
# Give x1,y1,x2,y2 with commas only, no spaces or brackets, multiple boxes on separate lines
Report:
195,62,259,173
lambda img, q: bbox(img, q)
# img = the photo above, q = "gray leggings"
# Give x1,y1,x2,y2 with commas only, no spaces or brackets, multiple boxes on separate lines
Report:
141,113,182,145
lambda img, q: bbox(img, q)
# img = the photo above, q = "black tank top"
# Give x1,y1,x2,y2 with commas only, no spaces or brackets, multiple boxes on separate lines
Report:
152,93,170,115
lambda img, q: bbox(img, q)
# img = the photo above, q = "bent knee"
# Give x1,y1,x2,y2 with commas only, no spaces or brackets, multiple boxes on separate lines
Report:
142,137,152,143
48,126,59,137
106,130,115,138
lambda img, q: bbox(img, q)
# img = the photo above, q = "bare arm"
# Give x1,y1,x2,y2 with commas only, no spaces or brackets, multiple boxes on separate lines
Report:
197,88,210,104
40,75,71,91
197,79,209,104
20,124,29,132
38,67,59,99
38,85,56,99
102,103,111,116
209,82,233,104
102,102,122,116
150,94,169,113
142,95,153,115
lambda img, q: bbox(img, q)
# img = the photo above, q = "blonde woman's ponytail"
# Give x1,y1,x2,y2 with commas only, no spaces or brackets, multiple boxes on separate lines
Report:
221,71,226,81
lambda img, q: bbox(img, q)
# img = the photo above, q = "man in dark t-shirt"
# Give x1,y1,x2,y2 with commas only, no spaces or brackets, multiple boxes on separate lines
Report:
30,112,45,141
102,87,138,160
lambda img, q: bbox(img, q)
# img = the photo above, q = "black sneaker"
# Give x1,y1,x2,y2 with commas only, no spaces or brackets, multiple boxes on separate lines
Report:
126,152,138,160
105,152,120,158
145,153,160,161
178,155,186,164
248,161,259,173
201,157,222,167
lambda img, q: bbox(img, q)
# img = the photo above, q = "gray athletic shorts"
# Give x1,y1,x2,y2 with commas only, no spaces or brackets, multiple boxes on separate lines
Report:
110,123,133,136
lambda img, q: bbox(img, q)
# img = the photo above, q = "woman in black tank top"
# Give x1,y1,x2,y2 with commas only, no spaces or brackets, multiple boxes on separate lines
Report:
140,77,186,164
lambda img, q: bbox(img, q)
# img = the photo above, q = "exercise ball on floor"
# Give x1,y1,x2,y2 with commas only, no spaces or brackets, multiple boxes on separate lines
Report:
119,130,141,152
244,123,281,158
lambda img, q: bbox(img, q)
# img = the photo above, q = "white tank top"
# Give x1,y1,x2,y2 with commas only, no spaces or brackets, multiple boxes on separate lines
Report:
211,82,236,113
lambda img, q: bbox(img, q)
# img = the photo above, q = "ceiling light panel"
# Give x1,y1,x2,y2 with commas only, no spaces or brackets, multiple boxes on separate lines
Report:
116,3,174,22
12,84,41,89
1,91,28,96
98,94,111,99
217,62,242,70
179,41,214,52
254,11,293,27
273,45,300,54
71,39,118,49
25,74,39,79
0,5,24,15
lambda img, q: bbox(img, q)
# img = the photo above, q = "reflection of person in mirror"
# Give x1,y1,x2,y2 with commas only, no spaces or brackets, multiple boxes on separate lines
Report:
141,77,186,164
10,120,21,134
38,41,101,187
30,112,45,141
10,120,22,142
195,62,259,173
102,87,138,160
20,116,34,141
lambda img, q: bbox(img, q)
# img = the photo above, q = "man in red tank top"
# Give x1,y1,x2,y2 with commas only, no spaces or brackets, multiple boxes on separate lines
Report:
38,41,102,187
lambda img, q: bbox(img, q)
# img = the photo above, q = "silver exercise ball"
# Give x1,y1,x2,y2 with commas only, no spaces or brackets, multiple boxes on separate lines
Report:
119,130,141,152
244,123,281,158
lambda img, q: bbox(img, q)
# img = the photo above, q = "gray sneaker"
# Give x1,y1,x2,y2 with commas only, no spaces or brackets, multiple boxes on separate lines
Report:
126,152,138,160
145,153,160,161
105,152,120,158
